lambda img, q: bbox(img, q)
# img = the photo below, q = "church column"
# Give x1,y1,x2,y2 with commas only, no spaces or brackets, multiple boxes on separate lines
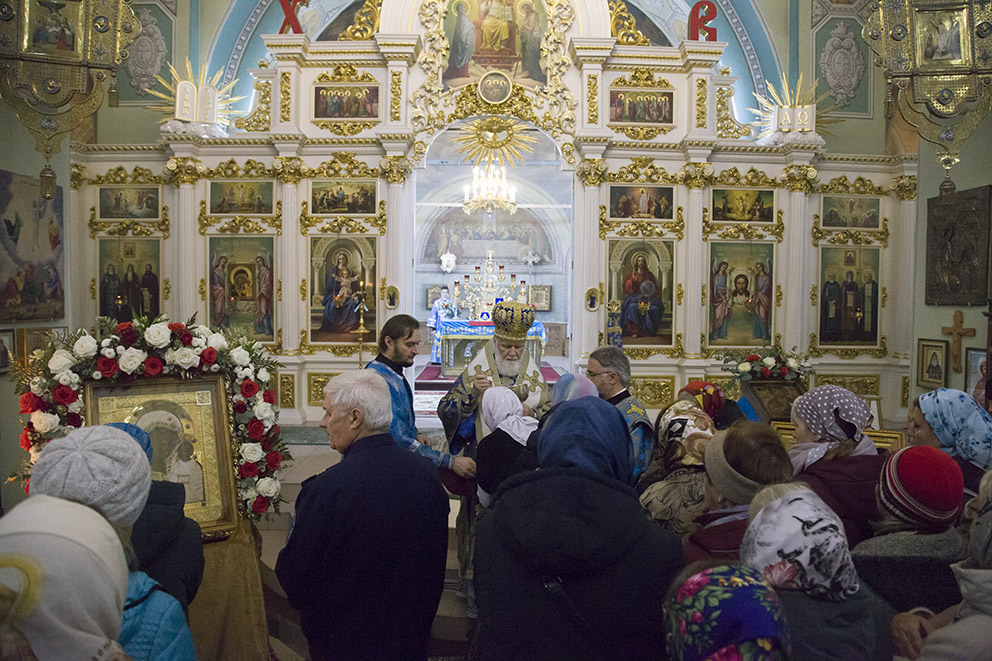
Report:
164,150,203,321
679,162,713,363
781,161,818,352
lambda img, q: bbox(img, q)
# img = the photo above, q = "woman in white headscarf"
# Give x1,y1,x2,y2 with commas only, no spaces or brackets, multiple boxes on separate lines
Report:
741,485,878,660
0,495,130,660
476,386,540,508
790,385,887,547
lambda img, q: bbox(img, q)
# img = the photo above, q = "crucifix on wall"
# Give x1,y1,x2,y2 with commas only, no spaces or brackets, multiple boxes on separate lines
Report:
942,310,976,374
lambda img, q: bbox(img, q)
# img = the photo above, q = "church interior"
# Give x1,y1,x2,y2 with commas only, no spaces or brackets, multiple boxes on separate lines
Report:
1,0,991,657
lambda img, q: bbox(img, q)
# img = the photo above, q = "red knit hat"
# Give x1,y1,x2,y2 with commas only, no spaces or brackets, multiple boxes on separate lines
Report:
877,446,964,532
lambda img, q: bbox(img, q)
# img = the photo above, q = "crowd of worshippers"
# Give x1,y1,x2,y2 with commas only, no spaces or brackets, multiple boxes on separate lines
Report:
270,311,992,661
0,423,202,660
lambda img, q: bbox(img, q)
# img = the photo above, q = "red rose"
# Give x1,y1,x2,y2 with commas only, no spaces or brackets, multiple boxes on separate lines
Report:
263,389,275,404
246,418,266,440
240,462,259,478
234,401,248,414
780,366,790,377
265,451,283,470
168,323,185,333
96,356,119,378
200,347,217,365
52,385,78,406
144,356,164,376
180,331,193,346
115,321,133,334
267,424,280,439
746,354,761,362
119,328,138,347
241,380,260,399
252,495,271,515
19,392,45,414
761,367,772,378
64,412,83,428
19,429,32,451
261,437,274,451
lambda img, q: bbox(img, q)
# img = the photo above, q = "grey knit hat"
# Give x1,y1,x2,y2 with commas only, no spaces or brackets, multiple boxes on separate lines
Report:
30,425,152,527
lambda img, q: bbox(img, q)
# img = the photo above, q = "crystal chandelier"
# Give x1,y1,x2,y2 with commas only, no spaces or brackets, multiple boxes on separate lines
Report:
463,160,517,215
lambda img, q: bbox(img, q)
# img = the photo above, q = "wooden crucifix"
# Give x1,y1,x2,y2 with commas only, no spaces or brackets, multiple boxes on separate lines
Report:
942,310,976,373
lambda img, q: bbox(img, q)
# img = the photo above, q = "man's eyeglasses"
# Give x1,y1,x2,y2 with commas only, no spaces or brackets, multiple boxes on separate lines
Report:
585,369,613,378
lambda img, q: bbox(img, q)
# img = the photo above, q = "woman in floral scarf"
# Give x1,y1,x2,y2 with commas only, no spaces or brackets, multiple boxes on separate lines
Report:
741,485,878,660
790,385,887,547
665,564,788,660
910,388,992,496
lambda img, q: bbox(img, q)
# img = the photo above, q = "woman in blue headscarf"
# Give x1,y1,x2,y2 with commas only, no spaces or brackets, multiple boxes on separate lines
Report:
909,388,992,495
473,397,684,659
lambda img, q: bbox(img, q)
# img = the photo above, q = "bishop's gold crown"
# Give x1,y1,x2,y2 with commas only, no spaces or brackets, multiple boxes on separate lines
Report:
492,300,535,342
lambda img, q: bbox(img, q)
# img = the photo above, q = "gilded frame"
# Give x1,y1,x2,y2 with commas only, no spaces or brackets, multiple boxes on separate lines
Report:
83,374,239,540
607,237,676,349
528,284,551,311
814,245,883,354
820,194,882,231
607,184,675,221
311,83,381,122
97,185,162,221
965,346,988,410
710,188,776,224
207,181,276,217
309,180,379,217
308,235,378,347
771,421,905,452
918,338,949,389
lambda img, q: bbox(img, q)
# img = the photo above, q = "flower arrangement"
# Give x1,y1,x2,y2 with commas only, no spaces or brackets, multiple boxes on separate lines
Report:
13,314,292,521
721,345,813,384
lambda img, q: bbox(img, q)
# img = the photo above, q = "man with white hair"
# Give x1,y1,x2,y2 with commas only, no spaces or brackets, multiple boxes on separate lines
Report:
276,370,449,660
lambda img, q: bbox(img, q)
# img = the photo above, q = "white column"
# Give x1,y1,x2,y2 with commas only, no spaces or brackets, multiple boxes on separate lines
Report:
682,184,707,358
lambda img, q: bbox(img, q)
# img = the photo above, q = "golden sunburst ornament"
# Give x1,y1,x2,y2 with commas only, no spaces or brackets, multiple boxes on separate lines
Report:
749,73,838,141
145,58,245,127
452,117,539,168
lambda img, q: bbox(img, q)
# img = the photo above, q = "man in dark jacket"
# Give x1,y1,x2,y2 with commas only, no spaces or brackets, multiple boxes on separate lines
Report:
473,396,683,660
276,370,449,660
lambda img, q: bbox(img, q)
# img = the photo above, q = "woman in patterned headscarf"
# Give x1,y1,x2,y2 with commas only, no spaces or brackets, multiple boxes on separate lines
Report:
639,407,716,535
665,564,789,660
791,385,888,547
910,388,992,496
742,485,877,660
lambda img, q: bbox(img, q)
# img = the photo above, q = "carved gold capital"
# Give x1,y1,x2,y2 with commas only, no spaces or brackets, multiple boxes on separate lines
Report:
891,175,917,201
380,156,412,184
70,163,86,190
679,163,714,189
165,158,204,186
273,157,306,185
577,159,608,187
781,165,818,193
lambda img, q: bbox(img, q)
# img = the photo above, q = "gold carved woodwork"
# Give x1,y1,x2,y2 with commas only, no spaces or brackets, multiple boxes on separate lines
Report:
901,376,910,408
199,279,206,301
810,285,817,306
676,283,684,306
280,73,292,123
277,279,282,302
814,374,881,396
598,205,685,240
701,284,707,306
712,166,777,188
695,79,707,128
679,163,714,189
308,373,339,406
165,158,204,186
299,200,387,236
607,157,678,184
233,80,272,132
816,175,887,196
88,206,170,239
198,200,282,236
339,0,382,40
630,376,676,409
88,165,165,185
811,214,890,248
70,164,87,189
380,156,412,184
881,287,887,308
576,159,608,187
202,158,273,179
279,373,296,410
891,175,917,201
702,208,784,243
775,284,783,307
304,152,379,179
716,86,755,139
314,120,379,136
163,279,171,301
781,165,818,194
587,74,599,124
300,278,308,302
808,333,888,359
609,0,650,45
90,279,97,300
624,333,684,360
273,157,306,184
390,71,402,122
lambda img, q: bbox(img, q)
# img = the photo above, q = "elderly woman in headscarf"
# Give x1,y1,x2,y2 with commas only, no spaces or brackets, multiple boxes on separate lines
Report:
891,468,992,660
741,484,878,660
790,385,888,547
665,564,789,660
512,373,600,475
476,386,539,508
639,407,716,535
678,380,745,430
909,388,992,496
851,445,969,614
473,397,683,659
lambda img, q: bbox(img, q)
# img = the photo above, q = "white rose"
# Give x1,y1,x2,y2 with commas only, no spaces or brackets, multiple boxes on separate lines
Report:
257,367,270,383
30,377,45,395
68,400,84,413
230,346,251,367
57,371,74,386
31,411,61,434
207,333,228,351
193,325,212,338
101,347,116,359
116,345,126,356
256,477,280,498
738,362,752,372
118,347,148,375
143,322,172,349
47,349,76,375
173,347,199,370
101,337,115,348
239,368,254,381
240,443,265,463
786,358,799,370
253,401,275,422
73,334,98,359
92,371,102,380
761,356,776,368
209,364,220,372
240,487,258,503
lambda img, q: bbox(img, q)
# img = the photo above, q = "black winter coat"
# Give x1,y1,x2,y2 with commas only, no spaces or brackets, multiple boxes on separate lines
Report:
474,466,684,660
